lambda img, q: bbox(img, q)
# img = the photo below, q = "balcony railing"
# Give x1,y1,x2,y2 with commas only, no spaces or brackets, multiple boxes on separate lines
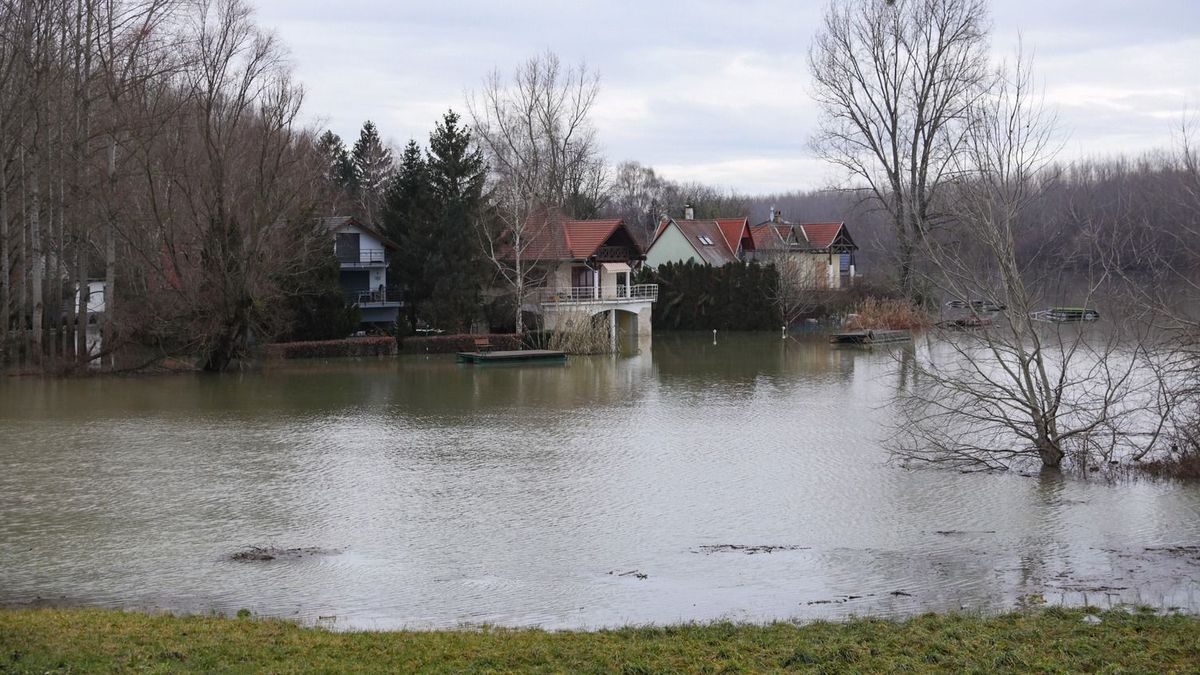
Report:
337,248,388,267
347,288,404,305
540,284,658,304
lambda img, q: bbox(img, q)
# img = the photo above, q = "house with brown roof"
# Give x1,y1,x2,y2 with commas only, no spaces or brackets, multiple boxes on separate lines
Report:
323,216,403,326
748,209,858,289
643,206,757,269
504,207,658,342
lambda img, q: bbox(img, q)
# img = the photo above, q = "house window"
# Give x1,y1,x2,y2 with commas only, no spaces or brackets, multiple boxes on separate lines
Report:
698,235,714,246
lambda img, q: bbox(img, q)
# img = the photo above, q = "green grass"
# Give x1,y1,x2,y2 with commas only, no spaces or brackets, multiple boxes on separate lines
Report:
2,607,1198,673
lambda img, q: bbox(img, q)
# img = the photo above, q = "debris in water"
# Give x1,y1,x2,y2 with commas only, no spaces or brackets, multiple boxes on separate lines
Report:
609,570,648,580
230,546,340,562
890,590,913,597
695,544,810,555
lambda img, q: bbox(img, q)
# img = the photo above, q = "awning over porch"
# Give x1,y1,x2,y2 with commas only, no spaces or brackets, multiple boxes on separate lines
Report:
601,262,631,273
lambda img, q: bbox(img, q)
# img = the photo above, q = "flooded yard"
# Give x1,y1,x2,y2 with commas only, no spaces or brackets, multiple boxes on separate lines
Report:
1,334,1198,629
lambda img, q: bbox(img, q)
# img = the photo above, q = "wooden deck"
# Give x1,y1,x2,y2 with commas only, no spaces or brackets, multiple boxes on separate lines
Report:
456,349,567,364
829,329,912,345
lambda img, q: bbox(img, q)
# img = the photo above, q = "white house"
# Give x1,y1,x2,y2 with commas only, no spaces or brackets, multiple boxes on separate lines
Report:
323,216,403,327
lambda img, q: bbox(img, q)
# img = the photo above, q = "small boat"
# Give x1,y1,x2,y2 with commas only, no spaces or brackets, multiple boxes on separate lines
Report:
1031,307,1100,323
830,329,912,345
936,316,992,330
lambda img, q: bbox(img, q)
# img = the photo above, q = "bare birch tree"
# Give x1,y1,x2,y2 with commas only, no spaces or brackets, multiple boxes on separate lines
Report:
891,55,1172,472
467,51,605,334
809,0,991,299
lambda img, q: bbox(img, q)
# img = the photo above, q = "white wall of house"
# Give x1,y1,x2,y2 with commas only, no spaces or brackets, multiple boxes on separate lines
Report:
645,223,701,268
335,223,389,288
75,280,105,315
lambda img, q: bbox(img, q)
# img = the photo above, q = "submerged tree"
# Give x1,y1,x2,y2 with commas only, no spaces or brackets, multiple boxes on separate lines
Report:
809,0,991,299
891,55,1171,471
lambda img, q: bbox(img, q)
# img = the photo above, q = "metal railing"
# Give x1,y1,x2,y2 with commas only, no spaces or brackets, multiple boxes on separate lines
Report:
337,248,388,267
348,288,404,305
540,284,658,303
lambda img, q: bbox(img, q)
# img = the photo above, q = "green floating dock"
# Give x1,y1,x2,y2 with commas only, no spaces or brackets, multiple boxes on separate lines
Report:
456,349,567,364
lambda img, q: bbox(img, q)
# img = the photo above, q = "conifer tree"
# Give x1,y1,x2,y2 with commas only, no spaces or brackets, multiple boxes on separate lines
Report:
382,140,434,328
352,121,394,223
316,130,357,214
425,110,487,332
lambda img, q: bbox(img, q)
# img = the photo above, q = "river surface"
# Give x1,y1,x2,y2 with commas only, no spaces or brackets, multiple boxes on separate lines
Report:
1,333,1198,630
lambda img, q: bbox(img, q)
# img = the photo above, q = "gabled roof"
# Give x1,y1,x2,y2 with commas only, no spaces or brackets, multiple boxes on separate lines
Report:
716,217,755,254
322,216,399,251
510,208,642,261
797,222,847,250
751,219,857,253
650,217,748,266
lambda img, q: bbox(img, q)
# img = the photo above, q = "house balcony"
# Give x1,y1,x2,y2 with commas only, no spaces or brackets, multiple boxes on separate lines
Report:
539,284,658,304
346,288,404,307
337,248,389,268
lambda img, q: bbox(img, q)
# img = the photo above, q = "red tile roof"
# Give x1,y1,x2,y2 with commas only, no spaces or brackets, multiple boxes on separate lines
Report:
797,222,844,249
508,208,641,261
716,217,754,253
653,218,745,266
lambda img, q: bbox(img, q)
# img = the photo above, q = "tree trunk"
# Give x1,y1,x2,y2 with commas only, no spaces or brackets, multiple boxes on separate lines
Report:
0,159,9,364
30,168,43,365
103,137,115,369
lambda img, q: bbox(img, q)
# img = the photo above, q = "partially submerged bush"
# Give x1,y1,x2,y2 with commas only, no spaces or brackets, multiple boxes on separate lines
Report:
400,333,521,354
1137,445,1200,481
546,311,616,355
844,297,929,331
265,337,396,360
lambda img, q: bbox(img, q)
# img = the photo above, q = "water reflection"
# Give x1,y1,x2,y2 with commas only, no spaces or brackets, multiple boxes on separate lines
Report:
0,334,1197,629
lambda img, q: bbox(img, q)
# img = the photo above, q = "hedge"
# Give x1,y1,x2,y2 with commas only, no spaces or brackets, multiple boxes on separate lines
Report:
265,337,397,360
400,333,522,353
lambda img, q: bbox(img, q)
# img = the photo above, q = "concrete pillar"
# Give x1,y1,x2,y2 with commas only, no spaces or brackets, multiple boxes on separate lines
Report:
609,309,617,351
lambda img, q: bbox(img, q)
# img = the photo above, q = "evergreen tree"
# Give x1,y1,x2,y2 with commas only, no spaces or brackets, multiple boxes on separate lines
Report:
381,140,434,328
424,110,487,332
316,130,358,215
351,121,394,223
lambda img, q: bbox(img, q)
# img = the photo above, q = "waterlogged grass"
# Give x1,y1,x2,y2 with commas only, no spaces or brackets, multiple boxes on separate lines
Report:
2,607,1198,673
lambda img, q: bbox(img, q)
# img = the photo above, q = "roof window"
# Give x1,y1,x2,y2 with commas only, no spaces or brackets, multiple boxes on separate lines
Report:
698,235,714,246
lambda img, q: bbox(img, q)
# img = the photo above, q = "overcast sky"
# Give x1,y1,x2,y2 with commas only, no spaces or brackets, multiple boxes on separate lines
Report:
254,0,1200,194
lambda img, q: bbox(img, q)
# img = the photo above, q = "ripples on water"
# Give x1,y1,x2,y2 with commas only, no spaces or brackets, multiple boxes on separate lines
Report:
1,333,1198,629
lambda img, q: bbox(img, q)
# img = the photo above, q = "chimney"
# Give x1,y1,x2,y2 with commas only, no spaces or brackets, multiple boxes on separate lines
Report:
684,203,694,220
773,209,783,224
769,206,776,222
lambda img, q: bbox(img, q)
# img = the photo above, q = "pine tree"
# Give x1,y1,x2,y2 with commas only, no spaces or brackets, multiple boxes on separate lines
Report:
424,110,487,332
351,121,394,223
381,140,434,328
316,130,357,215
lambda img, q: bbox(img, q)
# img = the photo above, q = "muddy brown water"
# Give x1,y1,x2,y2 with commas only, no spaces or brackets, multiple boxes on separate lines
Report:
1,333,1198,629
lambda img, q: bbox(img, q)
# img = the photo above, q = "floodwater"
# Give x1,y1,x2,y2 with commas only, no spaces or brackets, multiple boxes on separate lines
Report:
1,333,1198,630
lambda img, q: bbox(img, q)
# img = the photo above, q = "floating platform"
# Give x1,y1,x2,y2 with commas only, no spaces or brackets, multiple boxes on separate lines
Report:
456,349,567,364
829,329,912,345
1030,307,1101,323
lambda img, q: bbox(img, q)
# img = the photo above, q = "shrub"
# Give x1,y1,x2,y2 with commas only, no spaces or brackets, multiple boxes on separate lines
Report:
637,260,779,331
265,337,397,360
1137,446,1200,481
843,297,929,330
399,333,522,353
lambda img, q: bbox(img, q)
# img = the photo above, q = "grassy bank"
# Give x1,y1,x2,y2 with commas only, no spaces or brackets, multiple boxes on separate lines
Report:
2,608,1198,673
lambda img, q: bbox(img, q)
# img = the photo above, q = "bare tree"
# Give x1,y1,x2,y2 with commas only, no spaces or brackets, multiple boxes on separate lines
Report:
891,55,1171,471
809,0,991,298
767,254,829,330
467,50,606,334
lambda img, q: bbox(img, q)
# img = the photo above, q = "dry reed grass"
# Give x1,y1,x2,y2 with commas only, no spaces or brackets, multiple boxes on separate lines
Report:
843,297,930,331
